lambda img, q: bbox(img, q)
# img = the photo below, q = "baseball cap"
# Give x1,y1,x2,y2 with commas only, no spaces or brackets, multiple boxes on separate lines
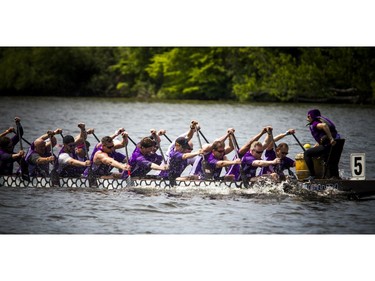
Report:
175,137,192,150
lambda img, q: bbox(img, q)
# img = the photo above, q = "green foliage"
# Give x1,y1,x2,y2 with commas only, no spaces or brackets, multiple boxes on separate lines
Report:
0,47,117,96
1,47,375,103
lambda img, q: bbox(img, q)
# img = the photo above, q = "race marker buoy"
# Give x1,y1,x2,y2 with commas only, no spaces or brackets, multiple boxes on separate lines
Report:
303,143,311,149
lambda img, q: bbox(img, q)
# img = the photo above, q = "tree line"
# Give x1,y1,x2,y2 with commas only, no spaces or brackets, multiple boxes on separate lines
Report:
1,47,374,103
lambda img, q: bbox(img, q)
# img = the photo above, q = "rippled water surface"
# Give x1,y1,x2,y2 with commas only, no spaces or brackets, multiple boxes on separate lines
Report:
1,97,375,234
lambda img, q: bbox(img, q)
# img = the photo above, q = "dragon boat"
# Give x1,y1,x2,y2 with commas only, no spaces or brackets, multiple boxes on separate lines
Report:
1,174,375,199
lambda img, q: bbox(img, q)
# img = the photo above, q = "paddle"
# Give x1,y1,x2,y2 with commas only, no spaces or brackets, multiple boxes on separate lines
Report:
92,132,100,143
82,128,97,187
15,121,30,181
127,135,137,146
122,133,133,186
49,133,60,187
198,130,210,144
267,129,281,175
12,131,32,146
195,128,213,179
163,134,172,143
230,133,249,188
153,132,166,165
291,133,306,152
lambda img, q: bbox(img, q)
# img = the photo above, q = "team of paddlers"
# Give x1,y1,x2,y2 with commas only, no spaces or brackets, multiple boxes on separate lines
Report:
0,109,344,185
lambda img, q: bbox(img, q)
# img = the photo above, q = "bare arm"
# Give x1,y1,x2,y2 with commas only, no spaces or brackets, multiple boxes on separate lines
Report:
74,123,87,145
215,157,241,168
150,162,169,171
182,149,203,160
110,128,125,140
67,158,91,167
95,152,130,171
239,127,268,155
252,158,280,167
317,123,336,145
35,155,55,165
225,129,235,155
0,127,15,138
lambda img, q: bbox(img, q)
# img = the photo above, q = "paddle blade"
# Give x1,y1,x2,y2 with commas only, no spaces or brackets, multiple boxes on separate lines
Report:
20,158,30,181
125,171,134,187
50,168,60,187
87,168,97,187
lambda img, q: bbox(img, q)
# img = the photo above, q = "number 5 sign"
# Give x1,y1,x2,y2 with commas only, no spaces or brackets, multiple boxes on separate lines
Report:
350,153,366,180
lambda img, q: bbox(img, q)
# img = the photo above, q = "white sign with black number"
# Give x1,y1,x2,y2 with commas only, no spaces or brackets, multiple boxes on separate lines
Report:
350,153,366,180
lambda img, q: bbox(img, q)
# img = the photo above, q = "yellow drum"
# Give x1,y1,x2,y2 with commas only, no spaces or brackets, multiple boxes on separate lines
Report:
295,153,324,180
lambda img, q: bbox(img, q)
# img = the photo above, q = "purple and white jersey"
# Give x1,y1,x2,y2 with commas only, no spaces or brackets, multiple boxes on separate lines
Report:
128,146,163,177
159,149,188,179
57,147,83,177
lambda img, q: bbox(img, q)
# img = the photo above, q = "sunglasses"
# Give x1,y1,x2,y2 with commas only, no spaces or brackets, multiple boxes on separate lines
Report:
67,143,76,148
215,149,225,153
281,152,288,155
254,150,263,154
105,144,114,149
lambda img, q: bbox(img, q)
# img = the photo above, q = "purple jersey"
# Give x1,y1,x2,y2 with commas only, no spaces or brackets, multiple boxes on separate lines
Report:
309,116,339,145
84,143,126,177
261,149,295,176
241,151,258,179
128,146,162,177
159,149,188,179
190,152,224,180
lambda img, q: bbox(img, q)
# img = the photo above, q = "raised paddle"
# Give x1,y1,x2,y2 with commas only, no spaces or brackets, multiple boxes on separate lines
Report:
15,121,30,181
195,128,213,179
230,133,249,188
198,130,210,144
122,133,133,186
163,134,172,143
49,133,60,187
291,133,306,152
153,132,166,164
82,128,97,187
12,131,32,146
127,135,137,146
267,129,281,175
92,132,100,143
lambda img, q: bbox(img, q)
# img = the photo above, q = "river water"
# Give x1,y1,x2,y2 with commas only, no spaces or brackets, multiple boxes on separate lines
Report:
1,97,374,280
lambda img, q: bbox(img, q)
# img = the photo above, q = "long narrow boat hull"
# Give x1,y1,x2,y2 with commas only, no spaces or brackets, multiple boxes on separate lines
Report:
297,179,375,199
1,175,375,199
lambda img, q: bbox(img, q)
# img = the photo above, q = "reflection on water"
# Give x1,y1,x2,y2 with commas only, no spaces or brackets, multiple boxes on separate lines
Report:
0,97,375,234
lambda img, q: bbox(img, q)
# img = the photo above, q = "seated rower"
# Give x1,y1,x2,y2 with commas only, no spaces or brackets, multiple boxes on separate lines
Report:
241,137,280,183
0,117,25,175
56,123,91,177
260,129,296,181
161,120,200,180
87,134,130,179
191,128,241,181
158,136,203,182
225,126,271,181
128,137,168,178
25,128,62,177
